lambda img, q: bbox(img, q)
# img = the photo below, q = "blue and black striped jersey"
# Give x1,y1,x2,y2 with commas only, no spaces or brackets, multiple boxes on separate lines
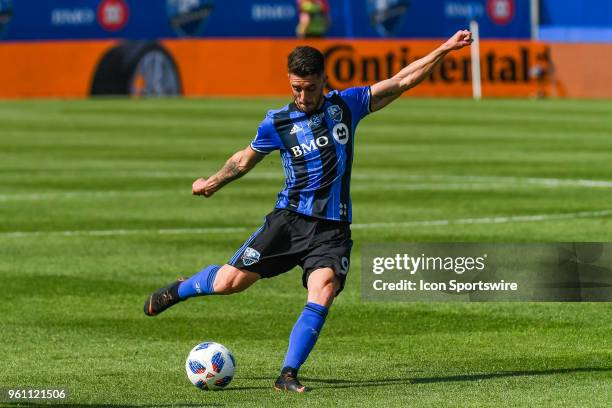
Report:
250,86,371,223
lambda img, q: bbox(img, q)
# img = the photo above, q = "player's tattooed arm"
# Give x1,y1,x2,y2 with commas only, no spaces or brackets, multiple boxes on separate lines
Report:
192,146,264,197
370,29,472,112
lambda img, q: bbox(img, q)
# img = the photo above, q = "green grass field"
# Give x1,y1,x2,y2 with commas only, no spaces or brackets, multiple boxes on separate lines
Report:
0,97,611,407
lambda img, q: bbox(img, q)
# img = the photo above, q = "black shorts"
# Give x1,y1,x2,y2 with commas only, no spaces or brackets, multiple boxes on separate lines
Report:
228,209,353,295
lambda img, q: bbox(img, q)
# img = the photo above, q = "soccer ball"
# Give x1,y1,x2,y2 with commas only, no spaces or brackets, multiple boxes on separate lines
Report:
185,342,236,390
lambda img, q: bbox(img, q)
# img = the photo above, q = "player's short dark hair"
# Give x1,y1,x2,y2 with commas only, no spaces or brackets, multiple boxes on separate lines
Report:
287,46,325,77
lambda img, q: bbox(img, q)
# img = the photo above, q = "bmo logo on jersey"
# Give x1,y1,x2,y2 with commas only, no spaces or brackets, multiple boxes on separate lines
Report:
290,136,330,157
289,122,351,157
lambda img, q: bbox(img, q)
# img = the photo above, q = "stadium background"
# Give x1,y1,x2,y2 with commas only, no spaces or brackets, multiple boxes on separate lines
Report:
0,0,611,98
1,1,611,407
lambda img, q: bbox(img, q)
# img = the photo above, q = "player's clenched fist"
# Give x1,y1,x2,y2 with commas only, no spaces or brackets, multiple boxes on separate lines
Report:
443,30,473,51
192,177,212,197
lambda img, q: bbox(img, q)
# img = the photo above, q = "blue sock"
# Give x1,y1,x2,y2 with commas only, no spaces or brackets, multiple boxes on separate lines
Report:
177,265,220,299
282,302,328,372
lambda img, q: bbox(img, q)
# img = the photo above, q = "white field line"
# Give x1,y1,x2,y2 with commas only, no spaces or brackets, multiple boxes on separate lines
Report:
351,209,612,230
1,209,610,239
3,169,612,187
1,174,611,202
1,226,249,238
0,190,178,201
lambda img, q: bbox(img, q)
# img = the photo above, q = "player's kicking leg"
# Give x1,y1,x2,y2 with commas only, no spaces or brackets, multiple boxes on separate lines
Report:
274,267,339,393
143,264,259,316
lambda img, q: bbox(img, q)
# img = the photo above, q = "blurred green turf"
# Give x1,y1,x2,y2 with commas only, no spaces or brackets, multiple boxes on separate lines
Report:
0,97,611,407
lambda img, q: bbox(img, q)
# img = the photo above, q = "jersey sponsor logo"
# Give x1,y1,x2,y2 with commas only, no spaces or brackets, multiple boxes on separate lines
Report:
289,123,303,134
327,105,343,122
332,123,349,145
242,247,261,266
290,136,330,157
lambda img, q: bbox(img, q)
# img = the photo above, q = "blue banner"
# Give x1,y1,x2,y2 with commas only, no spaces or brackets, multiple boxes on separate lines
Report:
332,0,531,39
539,0,612,42
0,0,531,41
540,0,612,27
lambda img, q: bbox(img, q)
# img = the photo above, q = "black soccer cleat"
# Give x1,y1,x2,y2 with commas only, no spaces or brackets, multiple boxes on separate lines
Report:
144,277,188,316
274,367,308,393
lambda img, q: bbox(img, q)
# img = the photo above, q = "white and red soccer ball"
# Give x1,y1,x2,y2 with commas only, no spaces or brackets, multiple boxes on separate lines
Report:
185,342,236,391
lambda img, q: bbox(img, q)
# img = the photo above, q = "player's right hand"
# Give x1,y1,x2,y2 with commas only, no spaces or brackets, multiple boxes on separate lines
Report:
443,29,473,51
192,177,213,197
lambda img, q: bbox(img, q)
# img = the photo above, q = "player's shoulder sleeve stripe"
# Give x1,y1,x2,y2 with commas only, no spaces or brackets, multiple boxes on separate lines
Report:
366,86,372,114
249,143,270,155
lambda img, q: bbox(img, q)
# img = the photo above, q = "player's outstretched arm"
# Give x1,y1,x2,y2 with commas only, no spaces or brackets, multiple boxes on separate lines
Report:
192,146,264,197
370,30,473,112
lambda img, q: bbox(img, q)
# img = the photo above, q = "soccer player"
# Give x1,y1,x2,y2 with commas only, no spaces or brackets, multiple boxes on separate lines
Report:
144,30,472,392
